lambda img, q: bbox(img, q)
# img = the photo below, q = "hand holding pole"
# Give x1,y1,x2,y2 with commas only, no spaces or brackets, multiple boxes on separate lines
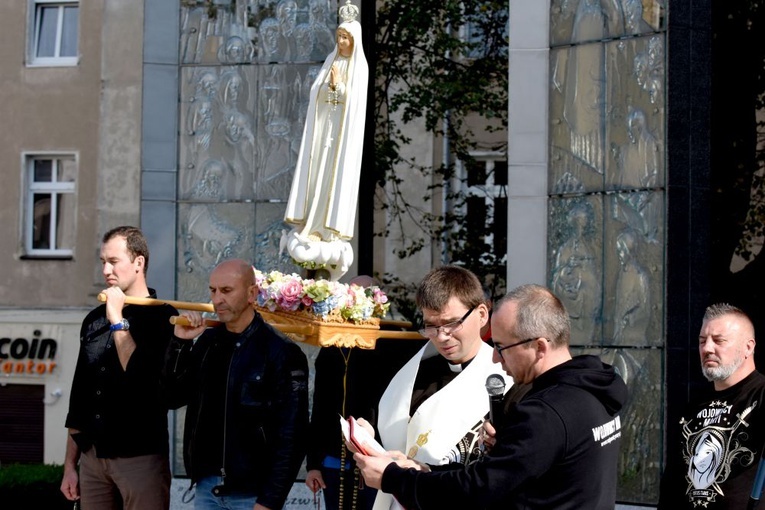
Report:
97,293,214,313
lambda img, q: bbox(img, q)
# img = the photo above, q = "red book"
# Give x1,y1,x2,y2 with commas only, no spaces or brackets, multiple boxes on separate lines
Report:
339,415,386,455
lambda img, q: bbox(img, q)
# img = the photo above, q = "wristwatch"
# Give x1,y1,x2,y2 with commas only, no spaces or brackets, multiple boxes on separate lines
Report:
109,318,130,331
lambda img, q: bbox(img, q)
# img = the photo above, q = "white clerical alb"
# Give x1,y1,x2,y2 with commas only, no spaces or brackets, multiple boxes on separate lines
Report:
373,342,511,510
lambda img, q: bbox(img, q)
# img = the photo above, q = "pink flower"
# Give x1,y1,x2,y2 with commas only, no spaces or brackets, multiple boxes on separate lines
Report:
373,288,388,304
251,269,389,322
276,279,303,311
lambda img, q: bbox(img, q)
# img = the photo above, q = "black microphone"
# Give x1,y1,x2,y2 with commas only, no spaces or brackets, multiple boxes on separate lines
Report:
748,455,765,509
485,374,506,429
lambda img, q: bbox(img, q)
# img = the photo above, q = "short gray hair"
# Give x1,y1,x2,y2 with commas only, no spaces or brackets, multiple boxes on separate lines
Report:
703,303,750,324
497,284,570,347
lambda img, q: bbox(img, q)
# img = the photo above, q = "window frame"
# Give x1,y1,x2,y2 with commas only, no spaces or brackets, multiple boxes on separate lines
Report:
21,152,78,258
26,0,80,67
455,151,508,260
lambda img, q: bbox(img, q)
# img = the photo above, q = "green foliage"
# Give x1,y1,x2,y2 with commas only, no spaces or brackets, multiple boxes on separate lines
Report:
373,0,510,314
0,463,64,487
378,274,422,325
375,0,508,165
726,2,765,263
0,463,69,509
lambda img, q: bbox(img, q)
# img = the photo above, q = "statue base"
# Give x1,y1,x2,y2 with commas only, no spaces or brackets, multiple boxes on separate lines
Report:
281,229,354,281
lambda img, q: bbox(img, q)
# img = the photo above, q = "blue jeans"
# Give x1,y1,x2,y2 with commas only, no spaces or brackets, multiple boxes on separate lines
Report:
321,457,377,510
194,476,258,510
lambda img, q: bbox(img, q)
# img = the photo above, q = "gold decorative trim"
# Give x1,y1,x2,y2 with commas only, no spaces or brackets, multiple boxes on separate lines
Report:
255,306,380,349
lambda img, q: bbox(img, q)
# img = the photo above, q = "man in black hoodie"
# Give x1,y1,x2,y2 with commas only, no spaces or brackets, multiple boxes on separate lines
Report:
353,283,628,510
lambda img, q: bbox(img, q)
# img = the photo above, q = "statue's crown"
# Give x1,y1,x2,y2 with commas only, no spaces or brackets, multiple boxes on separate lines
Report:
339,0,359,23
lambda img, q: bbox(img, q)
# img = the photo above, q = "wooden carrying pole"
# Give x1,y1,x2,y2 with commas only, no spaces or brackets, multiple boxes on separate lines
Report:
169,315,316,336
379,319,413,329
376,330,424,340
97,293,214,313
99,293,423,346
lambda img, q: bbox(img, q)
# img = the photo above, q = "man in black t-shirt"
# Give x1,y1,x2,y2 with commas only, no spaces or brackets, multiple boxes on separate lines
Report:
658,303,765,509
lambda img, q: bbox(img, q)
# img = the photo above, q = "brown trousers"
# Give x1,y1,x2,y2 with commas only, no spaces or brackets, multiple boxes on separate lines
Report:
79,447,171,510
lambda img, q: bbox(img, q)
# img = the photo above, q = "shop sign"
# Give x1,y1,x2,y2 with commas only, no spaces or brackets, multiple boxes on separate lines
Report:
0,330,58,376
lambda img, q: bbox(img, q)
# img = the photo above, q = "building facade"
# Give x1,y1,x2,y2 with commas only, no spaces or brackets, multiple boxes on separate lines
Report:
0,0,146,464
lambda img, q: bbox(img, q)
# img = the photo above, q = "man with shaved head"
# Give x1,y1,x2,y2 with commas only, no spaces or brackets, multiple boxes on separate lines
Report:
165,259,309,510
659,303,765,509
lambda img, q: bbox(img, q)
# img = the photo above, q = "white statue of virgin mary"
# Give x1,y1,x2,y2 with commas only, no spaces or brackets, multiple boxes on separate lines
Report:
283,1,368,280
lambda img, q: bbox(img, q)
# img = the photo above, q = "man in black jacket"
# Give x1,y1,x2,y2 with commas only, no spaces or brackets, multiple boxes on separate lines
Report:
166,258,309,510
353,284,628,510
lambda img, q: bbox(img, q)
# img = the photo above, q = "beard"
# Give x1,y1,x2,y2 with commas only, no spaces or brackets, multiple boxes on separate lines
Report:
701,353,744,382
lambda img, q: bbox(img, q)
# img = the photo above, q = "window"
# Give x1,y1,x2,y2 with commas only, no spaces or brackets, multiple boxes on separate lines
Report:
27,1,79,66
458,153,508,259
23,154,77,257
459,2,509,59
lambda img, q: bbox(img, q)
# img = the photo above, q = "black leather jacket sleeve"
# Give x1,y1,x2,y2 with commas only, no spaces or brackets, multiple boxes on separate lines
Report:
256,337,309,509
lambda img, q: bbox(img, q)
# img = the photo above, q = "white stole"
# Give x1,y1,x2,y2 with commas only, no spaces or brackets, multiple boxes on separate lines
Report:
372,342,510,510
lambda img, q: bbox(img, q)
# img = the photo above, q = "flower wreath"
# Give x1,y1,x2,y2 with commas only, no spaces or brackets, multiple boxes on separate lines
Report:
253,269,390,324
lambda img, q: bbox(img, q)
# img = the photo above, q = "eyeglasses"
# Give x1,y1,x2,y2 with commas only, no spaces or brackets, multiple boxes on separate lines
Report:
418,307,476,338
494,337,537,353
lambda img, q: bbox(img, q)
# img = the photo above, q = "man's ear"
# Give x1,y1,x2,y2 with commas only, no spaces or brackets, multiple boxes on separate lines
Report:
746,337,756,358
536,337,550,358
477,303,490,326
